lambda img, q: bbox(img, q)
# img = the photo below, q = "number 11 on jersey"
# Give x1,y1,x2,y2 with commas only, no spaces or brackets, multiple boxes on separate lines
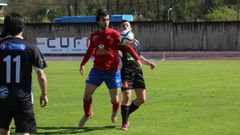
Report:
3,55,21,83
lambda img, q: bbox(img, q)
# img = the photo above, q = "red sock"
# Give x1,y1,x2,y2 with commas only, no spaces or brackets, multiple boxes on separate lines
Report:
111,100,120,112
83,98,92,116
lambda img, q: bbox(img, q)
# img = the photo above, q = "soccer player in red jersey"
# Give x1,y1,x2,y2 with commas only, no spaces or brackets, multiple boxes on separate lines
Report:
119,20,156,130
78,9,142,127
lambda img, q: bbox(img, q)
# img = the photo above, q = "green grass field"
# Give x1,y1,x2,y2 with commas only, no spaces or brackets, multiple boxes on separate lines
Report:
11,60,240,135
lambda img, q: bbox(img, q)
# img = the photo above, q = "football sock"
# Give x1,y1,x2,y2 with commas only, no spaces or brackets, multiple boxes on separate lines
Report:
83,98,92,116
128,100,139,116
112,100,120,112
121,105,129,124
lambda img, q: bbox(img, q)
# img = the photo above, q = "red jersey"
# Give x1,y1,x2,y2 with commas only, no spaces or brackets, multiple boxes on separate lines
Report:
81,28,139,72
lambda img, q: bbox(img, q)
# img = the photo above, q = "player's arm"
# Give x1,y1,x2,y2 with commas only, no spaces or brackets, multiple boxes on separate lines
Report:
140,55,156,70
121,45,142,69
80,41,94,75
31,46,48,107
34,67,48,107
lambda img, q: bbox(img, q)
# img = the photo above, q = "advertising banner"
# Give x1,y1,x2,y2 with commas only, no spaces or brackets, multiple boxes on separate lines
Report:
36,37,89,54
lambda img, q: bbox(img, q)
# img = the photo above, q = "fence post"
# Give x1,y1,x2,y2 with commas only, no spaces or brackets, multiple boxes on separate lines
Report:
170,21,174,50
203,22,208,50
238,22,240,50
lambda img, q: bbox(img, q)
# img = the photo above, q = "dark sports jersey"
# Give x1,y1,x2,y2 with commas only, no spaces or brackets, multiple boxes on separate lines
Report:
119,39,141,68
0,36,47,92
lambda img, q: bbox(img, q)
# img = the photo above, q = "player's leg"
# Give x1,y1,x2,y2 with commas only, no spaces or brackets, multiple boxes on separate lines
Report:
105,71,122,123
128,70,146,116
0,114,11,135
79,69,103,127
82,68,103,116
0,88,11,135
83,83,98,115
128,88,146,116
134,88,146,106
121,82,133,106
121,90,131,130
14,97,37,135
120,67,134,130
79,83,98,127
79,84,97,127
109,88,120,123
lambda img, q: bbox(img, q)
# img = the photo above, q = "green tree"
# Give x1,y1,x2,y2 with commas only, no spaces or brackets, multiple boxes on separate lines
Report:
205,5,238,21
2,0,239,23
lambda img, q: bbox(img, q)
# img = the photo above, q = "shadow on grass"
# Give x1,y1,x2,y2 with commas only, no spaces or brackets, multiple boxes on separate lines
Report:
33,126,117,134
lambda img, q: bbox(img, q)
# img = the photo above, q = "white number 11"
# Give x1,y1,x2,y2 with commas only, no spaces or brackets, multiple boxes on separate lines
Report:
3,55,21,83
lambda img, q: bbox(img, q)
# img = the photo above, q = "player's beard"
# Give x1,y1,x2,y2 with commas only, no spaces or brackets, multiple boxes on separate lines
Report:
99,24,108,31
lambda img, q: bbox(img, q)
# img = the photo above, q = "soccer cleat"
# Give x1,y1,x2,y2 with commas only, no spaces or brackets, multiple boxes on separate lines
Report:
78,113,93,127
121,122,129,131
111,111,118,123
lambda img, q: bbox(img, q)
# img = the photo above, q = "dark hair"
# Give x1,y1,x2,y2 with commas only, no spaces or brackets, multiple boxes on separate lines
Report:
121,20,129,23
3,12,24,36
96,8,110,22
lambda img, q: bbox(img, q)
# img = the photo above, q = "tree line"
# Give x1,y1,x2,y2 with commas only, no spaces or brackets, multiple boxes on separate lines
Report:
3,0,240,23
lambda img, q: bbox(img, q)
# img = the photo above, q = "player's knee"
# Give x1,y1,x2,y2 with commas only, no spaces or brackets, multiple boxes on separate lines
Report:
125,93,131,100
83,96,91,100
109,92,119,102
141,98,146,104
136,97,146,105
139,99,146,105
122,96,131,105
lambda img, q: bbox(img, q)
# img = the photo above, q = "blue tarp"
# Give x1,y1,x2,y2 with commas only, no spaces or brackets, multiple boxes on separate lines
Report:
53,15,133,23
110,15,133,22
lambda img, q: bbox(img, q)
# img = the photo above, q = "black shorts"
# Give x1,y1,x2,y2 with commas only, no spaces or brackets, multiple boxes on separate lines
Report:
0,87,37,133
121,67,146,91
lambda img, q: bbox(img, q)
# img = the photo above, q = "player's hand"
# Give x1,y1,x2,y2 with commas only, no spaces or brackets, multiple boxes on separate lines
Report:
40,93,48,107
80,65,85,75
150,62,156,70
118,50,123,58
136,60,142,69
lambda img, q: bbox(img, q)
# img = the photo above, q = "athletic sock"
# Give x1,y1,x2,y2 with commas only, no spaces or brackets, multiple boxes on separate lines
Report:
112,100,120,112
128,100,139,116
121,105,129,124
83,98,92,116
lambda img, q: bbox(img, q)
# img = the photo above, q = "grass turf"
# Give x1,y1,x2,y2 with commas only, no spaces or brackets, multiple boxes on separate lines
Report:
10,60,240,135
